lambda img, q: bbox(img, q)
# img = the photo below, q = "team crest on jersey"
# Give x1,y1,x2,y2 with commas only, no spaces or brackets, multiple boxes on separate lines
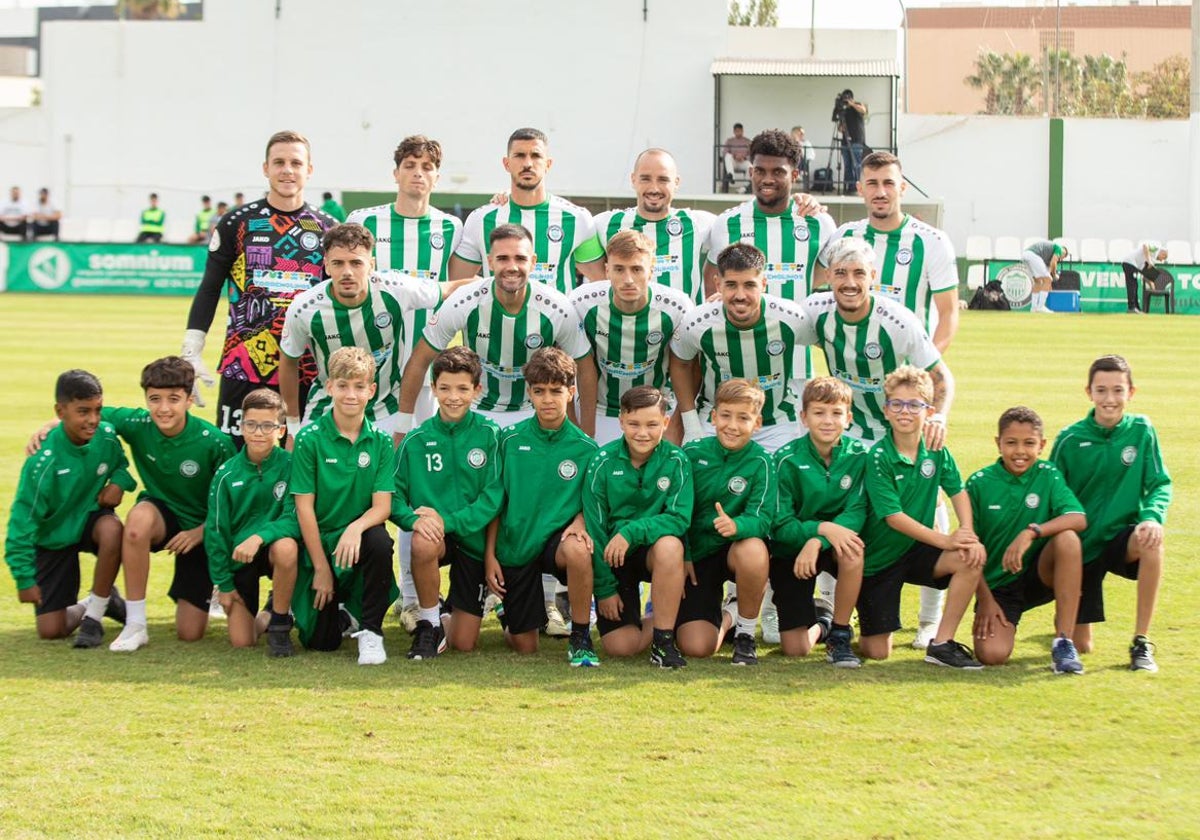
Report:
766,339,786,357
357,452,371,468
657,476,671,491
97,463,109,476
646,330,664,345
919,459,936,478
666,218,683,236
208,230,221,252
727,476,747,495
558,460,578,480
840,474,853,490
895,248,913,266
1024,493,1040,509
547,224,564,243
300,231,321,251
525,334,545,349
864,342,883,360
274,481,287,501
179,460,200,478
375,312,393,329
793,226,810,242
1121,446,1137,466
467,448,487,469
430,233,445,250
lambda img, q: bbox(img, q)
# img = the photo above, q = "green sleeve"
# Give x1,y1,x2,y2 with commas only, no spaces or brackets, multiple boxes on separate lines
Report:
866,452,902,517
203,472,236,594
372,435,396,495
582,457,619,600
831,482,868,540
389,438,420,531
938,448,964,496
4,458,42,590
289,433,318,496
108,439,137,492
258,502,300,545
618,453,694,548
730,457,776,540
772,457,808,553
443,438,505,538
1139,427,1171,524
572,234,604,264
1046,468,1084,518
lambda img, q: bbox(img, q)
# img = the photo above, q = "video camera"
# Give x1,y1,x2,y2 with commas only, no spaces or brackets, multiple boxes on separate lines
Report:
831,90,854,122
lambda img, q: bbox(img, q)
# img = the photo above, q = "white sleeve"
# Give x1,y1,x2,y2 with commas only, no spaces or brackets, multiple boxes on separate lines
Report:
592,211,614,248
346,207,367,226
927,231,959,293
902,309,942,370
447,216,464,254
670,318,700,361
423,285,472,350
816,213,838,251
398,274,441,310
555,304,591,360
279,298,309,359
454,207,486,263
705,216,730,266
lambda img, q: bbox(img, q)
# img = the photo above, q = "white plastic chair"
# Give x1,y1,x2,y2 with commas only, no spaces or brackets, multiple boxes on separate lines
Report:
967,263,986,291
83,218,113,242
1162,240,1191,264
1053,237,1077,261
965,235,992,261
1107,238,1134,263
992,236,1022,260
1079,238,1107,262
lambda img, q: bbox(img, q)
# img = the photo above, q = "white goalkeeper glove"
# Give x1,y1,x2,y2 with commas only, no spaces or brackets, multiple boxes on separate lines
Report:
181,329,216,407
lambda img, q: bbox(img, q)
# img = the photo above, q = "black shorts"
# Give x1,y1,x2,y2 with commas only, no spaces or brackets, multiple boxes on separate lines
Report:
230,545,274,615
986,564,1056,627
33,508,116,615
595,546,652,638
445,537,486,618
145,497,212,610
216,377,310,448
768,548,838,632
497,526,570,635
1078,526,1140,625
677,546,736,629
857,543,950,638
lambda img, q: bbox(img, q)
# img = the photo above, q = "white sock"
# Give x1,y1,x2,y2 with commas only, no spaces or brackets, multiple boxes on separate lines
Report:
418,606,439,626
84,592,109,622
542,573,558,605
126,598,147,627
735,614,757,638
398,532,417,605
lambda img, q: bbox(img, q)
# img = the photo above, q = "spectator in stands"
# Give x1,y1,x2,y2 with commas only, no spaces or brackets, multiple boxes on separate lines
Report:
723,123,751,191
206,200,229,238
1120,241,1168,315
188,195,215,244
320,191,346,222
136,193,165,243
836,90,868,193
30,188,61,240
1022,239,1067,313
790,126,815,189
233,191,245,208
0,185,29,240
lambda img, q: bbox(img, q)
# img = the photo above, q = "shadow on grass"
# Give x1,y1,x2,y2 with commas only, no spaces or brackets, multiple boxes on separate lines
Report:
0,616,1057,694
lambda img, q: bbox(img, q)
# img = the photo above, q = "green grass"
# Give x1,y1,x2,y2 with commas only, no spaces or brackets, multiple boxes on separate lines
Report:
0,295,1197,838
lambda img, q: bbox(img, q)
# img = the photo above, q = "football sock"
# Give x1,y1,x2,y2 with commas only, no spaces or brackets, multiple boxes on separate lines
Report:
571,621,589,640
735,614,757,638
126,599,147,627
418,606,440,627
85,592,109,622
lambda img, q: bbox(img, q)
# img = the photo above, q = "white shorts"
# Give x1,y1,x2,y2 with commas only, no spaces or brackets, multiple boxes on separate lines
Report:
475,406,535,430
376,385,436,436
594,413,624,446
1021,252,1050,279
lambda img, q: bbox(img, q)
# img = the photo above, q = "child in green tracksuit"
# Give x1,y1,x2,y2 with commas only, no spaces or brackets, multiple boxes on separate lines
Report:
204,389,300,657
677,379,774,666
291,347,397,665
392,347,504,660
771,377,868,667
6,370,134,646
487,348,598,666
1050,354,1171,672
583,385,693,668
969,406,1086,674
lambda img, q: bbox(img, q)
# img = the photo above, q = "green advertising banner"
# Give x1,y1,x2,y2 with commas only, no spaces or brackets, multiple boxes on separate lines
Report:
985,260,1200,314
4,242,207,295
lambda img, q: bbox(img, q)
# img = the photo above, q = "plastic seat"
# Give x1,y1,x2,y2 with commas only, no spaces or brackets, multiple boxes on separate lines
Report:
1079,238,1107,262
83,218,112,242
1142,268,1175,314
966,263,986,291
1053,237,1077,261
1107,238,1134,263
965,235,992,261
992,236,1022,260
1163,240,1191,264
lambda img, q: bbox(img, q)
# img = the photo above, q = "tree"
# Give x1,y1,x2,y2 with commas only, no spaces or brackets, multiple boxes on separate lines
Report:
728,0,778,27
117,0,183,20
965,50,1005,114
966,50,1042,115
1136,55,1190,120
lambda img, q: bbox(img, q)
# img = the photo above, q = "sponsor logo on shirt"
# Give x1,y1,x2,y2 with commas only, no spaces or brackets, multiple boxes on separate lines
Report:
919,459,935,478
599,359,654,379
467,448,487,469
1025,493,1040,508
274,481,287,500
180,460,200,478
654,254,681,276
250,236,271,244
357,452,372,468
56,468,70,475
728,476,747,495
1121,446,1137,466
558,460,578,480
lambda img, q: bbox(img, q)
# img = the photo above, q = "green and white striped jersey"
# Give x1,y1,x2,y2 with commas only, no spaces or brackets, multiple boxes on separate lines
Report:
671,296,815,427
569,282,694,417
280,271,440,423
455,195,603,294
705,201,836,301
423,277,591,412
801,292,941,443
345,203,462,368
823,215,957,335
594,207,715,304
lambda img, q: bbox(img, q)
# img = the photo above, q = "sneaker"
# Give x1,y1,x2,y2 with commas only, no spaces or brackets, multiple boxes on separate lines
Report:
650,635,687,669
266,619,295,658
73,616,105,649
109,623,149,652
543,602,570,638
1050,636,1083,674
731,632,758,665
825,628,862,669
483,592,501,618
208,586,225,619
555,590,572,626
760,603,780,645
338,604,359,638
911,622,937,650
398,602,420,635
104,586,127,624
568,634,601,668
1129,636,1158,672
813,599,834,645
353,629,387,665
407,619,446,660
925,639,983,670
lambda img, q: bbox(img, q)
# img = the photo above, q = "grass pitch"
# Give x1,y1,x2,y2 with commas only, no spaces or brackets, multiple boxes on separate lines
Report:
0,294,1196,838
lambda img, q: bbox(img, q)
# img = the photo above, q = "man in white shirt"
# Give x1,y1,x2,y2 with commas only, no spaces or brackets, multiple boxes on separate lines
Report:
0,185,29,240
1119,241,1168,314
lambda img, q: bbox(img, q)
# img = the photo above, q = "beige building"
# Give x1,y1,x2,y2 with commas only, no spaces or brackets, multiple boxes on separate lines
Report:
906,6,1190,115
